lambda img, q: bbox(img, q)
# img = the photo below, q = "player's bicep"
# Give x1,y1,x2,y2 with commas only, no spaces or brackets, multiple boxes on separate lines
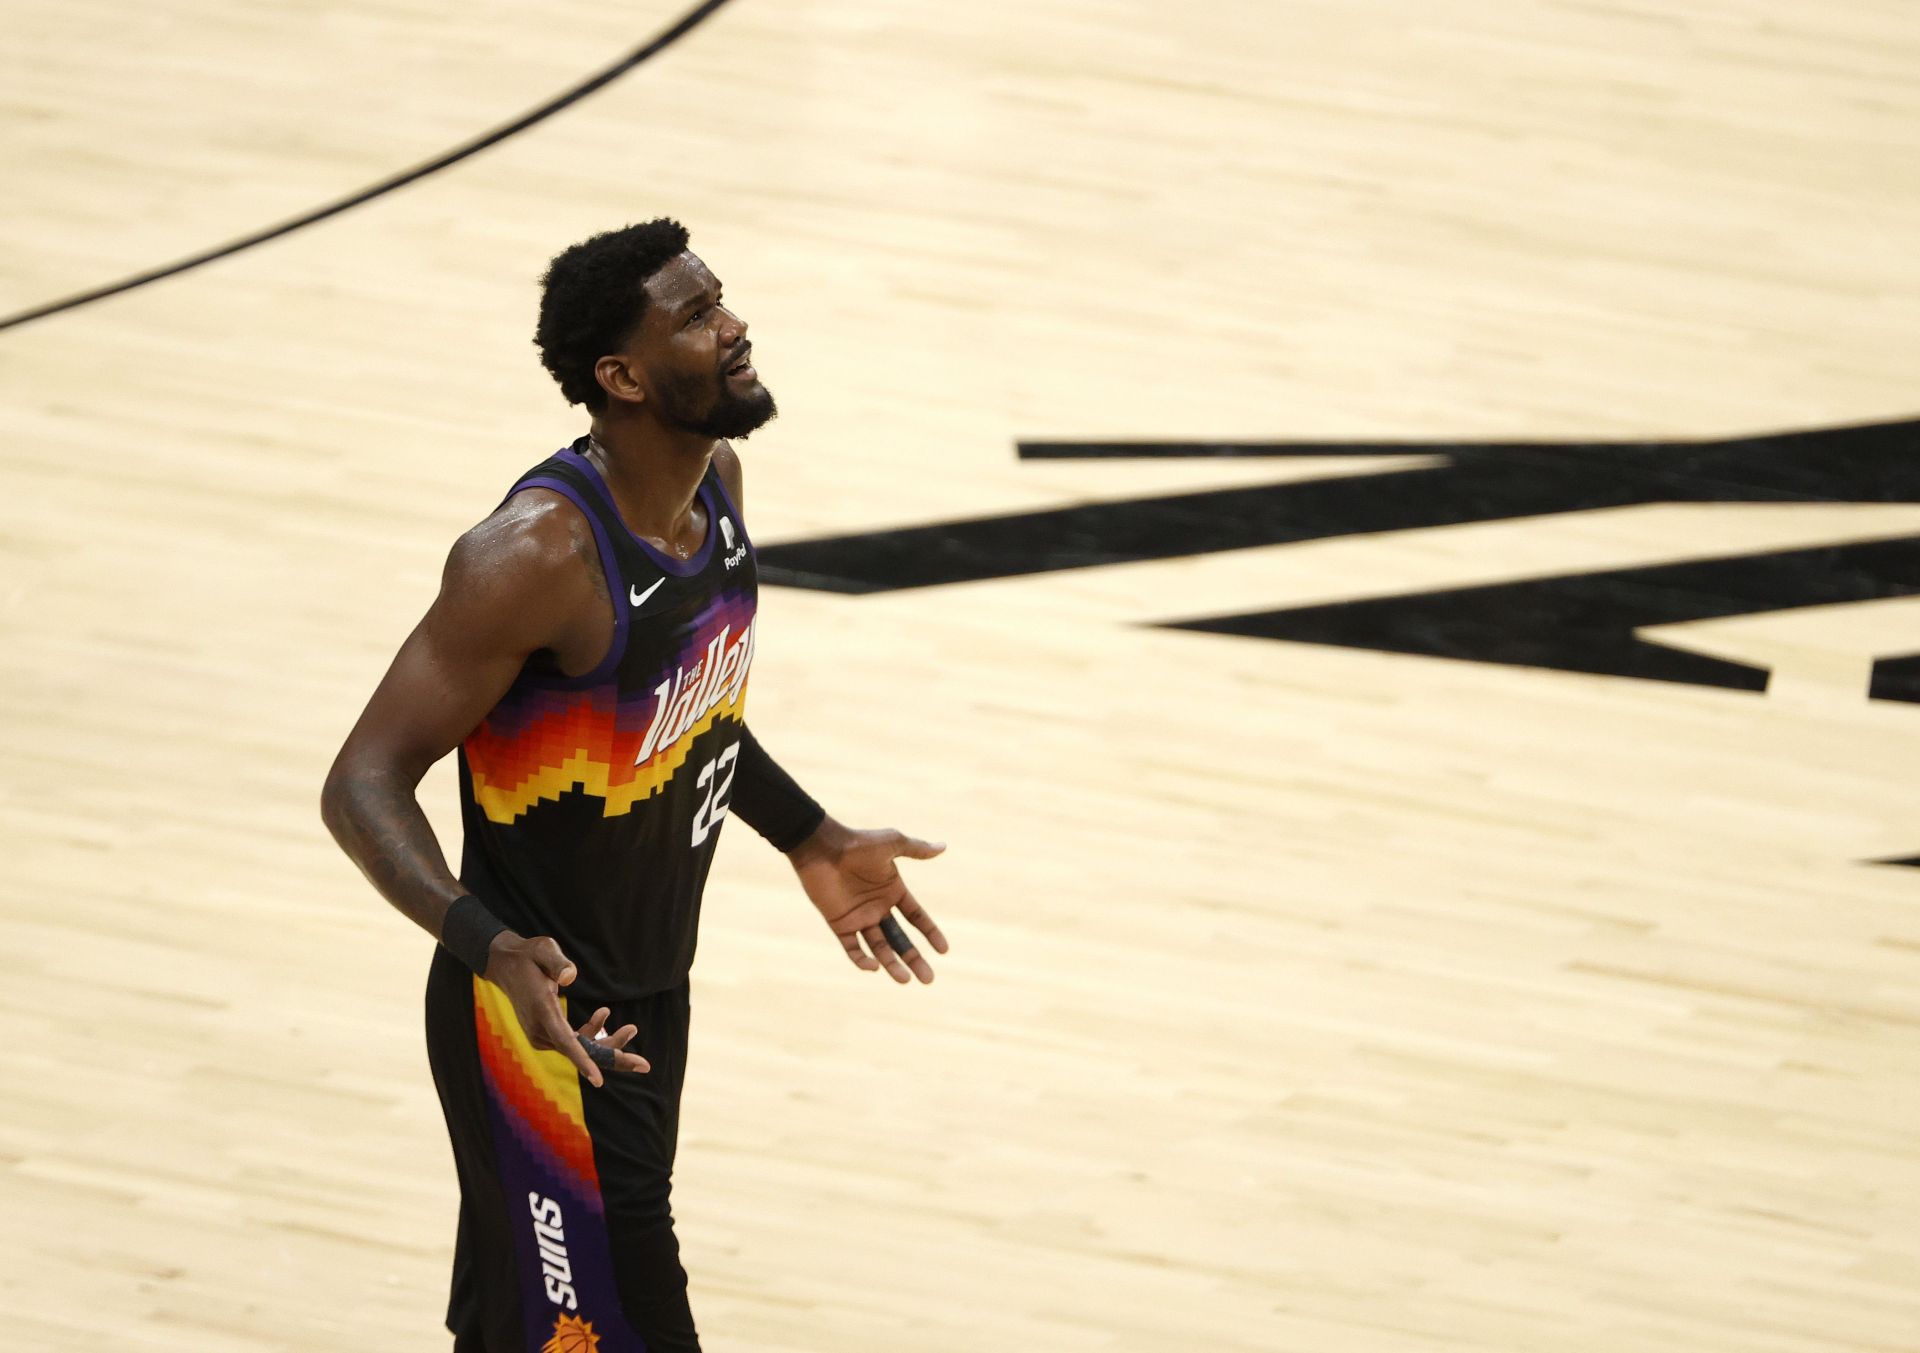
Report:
351,603,528,772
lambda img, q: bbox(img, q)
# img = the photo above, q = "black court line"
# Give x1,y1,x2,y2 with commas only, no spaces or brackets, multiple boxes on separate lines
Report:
0,0,736,334
1870,652,1920,705
758,419,1920,594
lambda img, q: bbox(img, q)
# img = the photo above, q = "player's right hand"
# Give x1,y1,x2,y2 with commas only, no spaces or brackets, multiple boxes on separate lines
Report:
482,933,650,1087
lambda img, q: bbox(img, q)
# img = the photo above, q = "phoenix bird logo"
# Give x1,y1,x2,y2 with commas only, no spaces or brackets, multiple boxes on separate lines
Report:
542,1312,601,1353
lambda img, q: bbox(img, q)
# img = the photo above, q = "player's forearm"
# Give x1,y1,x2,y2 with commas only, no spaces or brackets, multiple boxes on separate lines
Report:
730,725,826,851
320,760,470,939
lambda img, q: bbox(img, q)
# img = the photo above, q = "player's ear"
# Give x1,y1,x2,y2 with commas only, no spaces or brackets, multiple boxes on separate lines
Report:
594,353,648,407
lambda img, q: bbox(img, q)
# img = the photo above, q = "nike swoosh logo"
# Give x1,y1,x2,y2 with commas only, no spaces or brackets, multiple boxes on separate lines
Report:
629,577,665,608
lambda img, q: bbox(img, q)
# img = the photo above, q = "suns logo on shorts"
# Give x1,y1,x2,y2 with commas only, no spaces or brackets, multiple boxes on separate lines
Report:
542,1312,601,1353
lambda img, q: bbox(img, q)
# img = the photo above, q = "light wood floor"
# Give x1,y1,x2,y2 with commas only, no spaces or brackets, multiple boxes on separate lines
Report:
4,1,1920,1348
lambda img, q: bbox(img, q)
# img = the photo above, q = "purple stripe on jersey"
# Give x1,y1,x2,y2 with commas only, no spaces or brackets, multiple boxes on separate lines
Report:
556,445,719,577
514,476,630,687
467,582,756,743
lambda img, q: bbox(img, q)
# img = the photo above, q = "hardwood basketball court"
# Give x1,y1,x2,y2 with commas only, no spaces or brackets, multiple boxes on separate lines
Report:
3,2,1918,1348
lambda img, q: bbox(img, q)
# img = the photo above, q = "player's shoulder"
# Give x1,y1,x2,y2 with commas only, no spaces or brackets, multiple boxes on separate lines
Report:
443,486,598,600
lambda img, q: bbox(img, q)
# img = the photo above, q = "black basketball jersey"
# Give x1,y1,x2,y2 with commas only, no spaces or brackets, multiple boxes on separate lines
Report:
457,437,756,1002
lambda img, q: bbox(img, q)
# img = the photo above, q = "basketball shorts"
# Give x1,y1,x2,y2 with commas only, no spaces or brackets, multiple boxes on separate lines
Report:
424,946,701,1351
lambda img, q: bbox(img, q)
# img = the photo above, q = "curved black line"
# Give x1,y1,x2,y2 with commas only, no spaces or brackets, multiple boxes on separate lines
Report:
0,0,736,334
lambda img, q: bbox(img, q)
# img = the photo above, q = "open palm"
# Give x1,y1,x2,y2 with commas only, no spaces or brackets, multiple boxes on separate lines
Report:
791,825,949,983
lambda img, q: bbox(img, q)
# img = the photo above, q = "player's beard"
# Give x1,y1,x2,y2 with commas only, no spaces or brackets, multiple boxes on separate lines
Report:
659,369,778,440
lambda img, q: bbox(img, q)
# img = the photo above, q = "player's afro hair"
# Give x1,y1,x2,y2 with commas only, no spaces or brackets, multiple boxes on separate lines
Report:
534,218,691,410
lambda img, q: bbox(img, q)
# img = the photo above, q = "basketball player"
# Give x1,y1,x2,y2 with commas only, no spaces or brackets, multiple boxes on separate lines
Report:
320,218,948,1352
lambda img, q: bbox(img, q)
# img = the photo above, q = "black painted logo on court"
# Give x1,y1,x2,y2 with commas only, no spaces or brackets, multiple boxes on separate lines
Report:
759,417,1920,705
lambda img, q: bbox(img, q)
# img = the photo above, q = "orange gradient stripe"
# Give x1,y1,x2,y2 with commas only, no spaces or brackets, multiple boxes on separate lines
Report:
472,977,599,1194
466,684,748,824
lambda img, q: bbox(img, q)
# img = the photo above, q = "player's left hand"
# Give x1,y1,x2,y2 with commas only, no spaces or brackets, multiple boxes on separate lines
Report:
788,818,948,983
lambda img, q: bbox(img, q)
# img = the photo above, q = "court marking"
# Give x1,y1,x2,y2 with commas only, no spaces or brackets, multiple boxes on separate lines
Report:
758,417,1920,594
0,0,737,334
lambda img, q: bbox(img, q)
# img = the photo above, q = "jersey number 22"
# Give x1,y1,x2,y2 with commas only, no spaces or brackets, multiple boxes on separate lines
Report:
690,742,740,846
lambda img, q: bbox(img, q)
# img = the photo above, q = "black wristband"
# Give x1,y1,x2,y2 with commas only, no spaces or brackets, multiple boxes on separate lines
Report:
730,727,826,852
441,894,509,976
